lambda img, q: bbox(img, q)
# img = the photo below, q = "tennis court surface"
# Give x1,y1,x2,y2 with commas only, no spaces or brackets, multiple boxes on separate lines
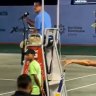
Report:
0,54,96,96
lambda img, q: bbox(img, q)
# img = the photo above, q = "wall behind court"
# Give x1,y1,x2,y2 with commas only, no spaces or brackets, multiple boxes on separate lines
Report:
0,6,57,43
0,1,96,45
60,5,96,45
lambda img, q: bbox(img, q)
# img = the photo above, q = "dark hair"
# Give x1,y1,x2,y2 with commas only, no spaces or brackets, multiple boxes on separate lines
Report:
17,74,31,89
34,0,42,5
24,49,35,55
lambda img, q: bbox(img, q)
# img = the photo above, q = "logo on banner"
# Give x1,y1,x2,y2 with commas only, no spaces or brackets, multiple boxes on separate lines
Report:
91,23,96,28
0,28,6,32
68,26,85,32
67,26,85,37
54,24,65,35
0,11,8,16
75,0,87,3
91,10,96,34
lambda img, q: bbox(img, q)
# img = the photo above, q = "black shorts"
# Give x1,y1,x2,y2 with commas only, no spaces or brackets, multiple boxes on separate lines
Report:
31,94,42,96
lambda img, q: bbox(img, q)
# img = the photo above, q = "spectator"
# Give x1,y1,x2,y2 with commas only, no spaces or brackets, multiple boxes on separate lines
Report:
12,74,32,96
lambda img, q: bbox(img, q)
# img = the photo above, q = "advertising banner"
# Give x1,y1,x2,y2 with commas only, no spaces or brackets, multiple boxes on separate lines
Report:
60,5,96,45
1,3,96,45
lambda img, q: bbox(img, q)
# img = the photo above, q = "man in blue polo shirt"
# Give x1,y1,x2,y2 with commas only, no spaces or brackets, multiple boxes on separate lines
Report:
34,0,52,34
26,0,52,34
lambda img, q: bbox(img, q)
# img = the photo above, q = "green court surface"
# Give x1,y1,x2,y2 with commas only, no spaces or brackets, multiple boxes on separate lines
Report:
1,44,96,55
0,54,96,96
0,44,21,53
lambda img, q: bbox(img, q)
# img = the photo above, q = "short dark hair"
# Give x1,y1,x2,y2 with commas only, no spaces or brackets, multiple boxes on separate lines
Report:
24,49,35,55
34,0,42,5
17,74,31,89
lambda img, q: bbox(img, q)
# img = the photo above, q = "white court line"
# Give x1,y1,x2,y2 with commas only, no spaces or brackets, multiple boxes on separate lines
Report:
0,91,14,96
65,74,96,82
67,82,96,92
61,55,96,57
0,53,20,55
0,74,96,82
0,78,16,81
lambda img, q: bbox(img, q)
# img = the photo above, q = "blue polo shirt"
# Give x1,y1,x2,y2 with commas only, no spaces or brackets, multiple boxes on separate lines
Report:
35,11,52,34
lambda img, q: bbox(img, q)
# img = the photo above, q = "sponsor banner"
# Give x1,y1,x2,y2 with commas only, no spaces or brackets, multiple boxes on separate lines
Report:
0,6,35,43
0,6,56,43
60,5,96,45
1,4,96,45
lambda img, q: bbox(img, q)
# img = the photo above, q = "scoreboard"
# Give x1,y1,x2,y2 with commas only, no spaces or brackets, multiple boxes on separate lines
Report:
72,0,96,5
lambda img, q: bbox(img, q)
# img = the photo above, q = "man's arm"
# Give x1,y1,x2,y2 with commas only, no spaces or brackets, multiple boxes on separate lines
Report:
71,59,90,66
24,17,34,27
63,59,96,67
32,74,41,89
24,17,40,34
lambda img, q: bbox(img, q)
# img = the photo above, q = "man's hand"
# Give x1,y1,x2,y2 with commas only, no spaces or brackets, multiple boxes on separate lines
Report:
64,59,73,65
24,17,34,27
40,86,45,96
63,59,73,68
